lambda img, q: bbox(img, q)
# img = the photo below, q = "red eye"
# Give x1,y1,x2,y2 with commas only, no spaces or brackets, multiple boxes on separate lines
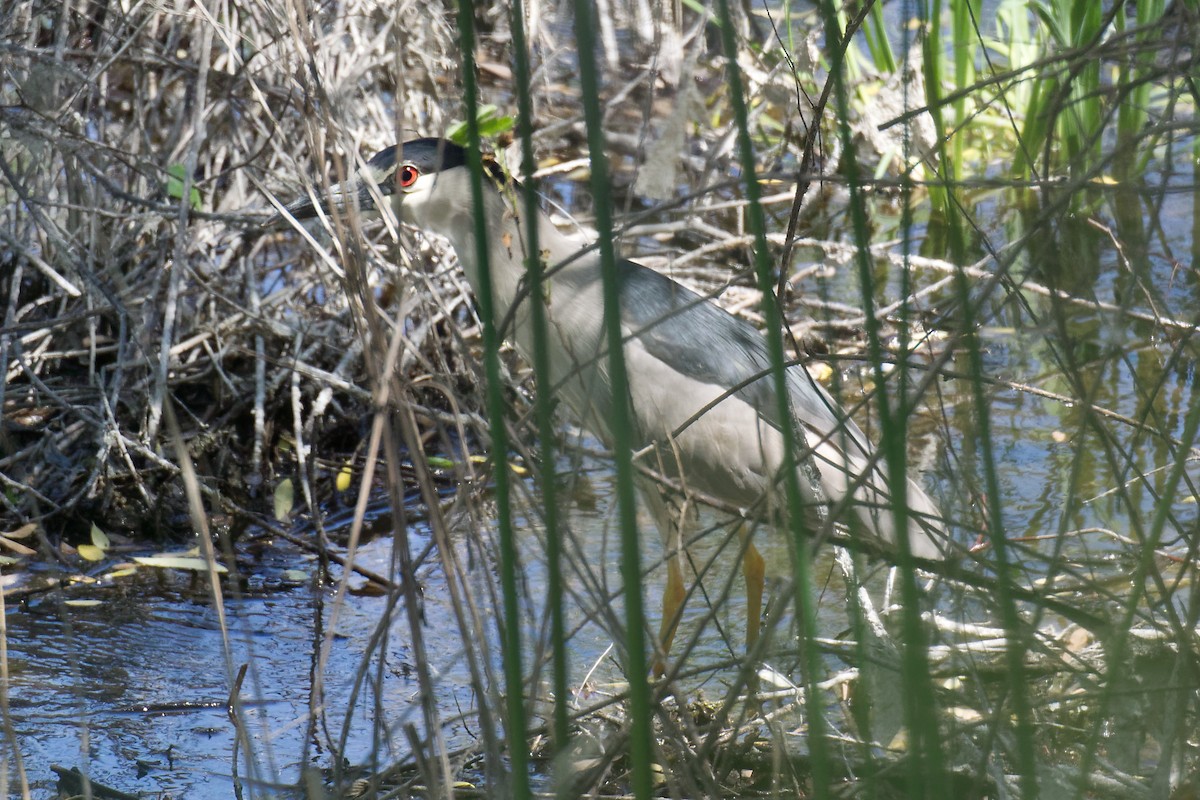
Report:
398,164,420,188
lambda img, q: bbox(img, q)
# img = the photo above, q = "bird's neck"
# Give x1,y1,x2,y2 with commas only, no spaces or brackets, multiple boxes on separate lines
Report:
418,170,614,433
424,171,592,325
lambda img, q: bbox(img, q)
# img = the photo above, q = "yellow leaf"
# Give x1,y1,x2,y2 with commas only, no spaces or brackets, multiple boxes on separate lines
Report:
336,463,353,493
3,523,37,539
274,478,294,521
64,599,104,608
0,537,36,556
807,362,833,383
133,555,228,573
1065,627,1092,653
78,544,106,562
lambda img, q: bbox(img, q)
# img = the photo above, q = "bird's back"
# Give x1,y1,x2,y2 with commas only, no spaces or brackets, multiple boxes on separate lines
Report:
610,258,946,559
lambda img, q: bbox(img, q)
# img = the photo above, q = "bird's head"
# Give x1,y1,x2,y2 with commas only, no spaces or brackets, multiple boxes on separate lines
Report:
276,138,492,231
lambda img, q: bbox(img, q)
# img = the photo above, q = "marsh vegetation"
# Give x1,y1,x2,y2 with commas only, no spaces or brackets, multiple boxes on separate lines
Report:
2,0,1198,797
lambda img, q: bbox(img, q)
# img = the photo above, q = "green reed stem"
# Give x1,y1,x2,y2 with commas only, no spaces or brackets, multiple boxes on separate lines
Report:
569,3,654,798
508,0,570,760
714,0,832,795
455,4,531,797
822,0,950,796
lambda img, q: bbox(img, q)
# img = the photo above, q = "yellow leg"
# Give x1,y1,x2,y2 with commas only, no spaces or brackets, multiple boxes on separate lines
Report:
741,532,765,651
654,556,687,676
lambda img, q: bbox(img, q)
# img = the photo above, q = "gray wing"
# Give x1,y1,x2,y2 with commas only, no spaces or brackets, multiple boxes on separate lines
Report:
616,258,871,455
617,258,948,559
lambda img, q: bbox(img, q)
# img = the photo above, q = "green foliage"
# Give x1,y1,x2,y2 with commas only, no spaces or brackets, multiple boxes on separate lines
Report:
446,105,514,147
165,163,201,210
842,0,1190,222
918,0,969,256
861,1,896,73
1114,0,1166,176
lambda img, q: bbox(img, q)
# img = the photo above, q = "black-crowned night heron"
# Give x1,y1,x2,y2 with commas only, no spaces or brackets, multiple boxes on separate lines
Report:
279,137,946,664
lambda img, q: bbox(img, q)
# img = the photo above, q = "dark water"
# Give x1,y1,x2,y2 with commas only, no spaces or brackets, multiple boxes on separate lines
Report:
3,522,485,797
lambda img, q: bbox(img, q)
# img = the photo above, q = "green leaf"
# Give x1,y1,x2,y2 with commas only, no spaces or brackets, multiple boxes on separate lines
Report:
447,105,514,147
90,523,110,550
477,113,514,138
166,163,202,211
274,478,294,521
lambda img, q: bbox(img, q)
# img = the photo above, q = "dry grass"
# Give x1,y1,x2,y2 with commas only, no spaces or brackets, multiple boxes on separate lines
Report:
0,0,465,538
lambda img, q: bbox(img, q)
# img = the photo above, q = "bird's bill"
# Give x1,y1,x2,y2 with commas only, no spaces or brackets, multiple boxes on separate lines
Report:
268,150,404,229
268,177,382,229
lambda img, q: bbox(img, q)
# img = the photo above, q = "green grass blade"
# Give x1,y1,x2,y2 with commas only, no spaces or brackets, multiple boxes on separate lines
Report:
454,3,531,796
715,0,832,795
508,0,570,762
569,3,654,797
